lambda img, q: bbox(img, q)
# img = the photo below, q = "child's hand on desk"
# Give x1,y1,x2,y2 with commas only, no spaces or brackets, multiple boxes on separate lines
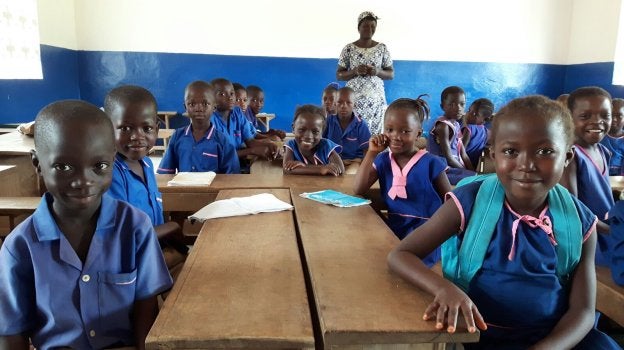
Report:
320,163,343,176
284,160,305,171
268,129,286,140
424,284,486,334
368,134,389,153
253,142,279,160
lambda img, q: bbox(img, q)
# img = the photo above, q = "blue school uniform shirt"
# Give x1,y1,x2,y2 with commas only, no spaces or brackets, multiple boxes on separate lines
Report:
211,106,255,150
157,124,240,174
574,144,614,265
108,154,164,225
285,138,341,165
323,113,371,160
449,181,597,348
244,106,261,133
600,135,624,175
0,193,172,349
427,117,466,167
462,124,488,167
373,150,447,265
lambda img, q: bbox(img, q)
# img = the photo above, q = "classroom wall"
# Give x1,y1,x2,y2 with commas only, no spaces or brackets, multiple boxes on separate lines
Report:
0,0,622,128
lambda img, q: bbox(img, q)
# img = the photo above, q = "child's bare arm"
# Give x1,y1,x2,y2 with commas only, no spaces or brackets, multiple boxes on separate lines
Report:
461,128,471,150
559,157,578,196
528,230,597,350
353,135,386,195
460,146,474,171
433,172,453,200
435,123,464,169
133,296,159,350
0,335,29,350
387,200,486,334
327,151,345,175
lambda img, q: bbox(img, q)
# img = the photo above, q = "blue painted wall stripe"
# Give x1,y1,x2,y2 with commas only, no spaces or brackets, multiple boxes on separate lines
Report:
0,45,621,131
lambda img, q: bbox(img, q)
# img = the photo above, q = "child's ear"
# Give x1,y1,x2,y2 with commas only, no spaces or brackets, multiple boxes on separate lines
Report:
564,146,575,167
417,128,423,138
30,149,41,175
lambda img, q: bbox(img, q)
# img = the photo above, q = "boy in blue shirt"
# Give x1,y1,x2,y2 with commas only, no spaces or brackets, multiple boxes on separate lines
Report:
0,100,172,349
210,78,279,161
323,87,371,174
158,80,240,174
104,85,188,274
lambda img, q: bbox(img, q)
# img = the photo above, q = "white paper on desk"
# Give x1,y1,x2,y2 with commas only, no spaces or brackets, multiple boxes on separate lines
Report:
167,171,216,186
189,193,293,222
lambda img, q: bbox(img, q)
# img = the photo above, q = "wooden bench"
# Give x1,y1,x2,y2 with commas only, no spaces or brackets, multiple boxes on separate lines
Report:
291,187,478,349
596,266,624,326
146,189,314,349
0,197,40,237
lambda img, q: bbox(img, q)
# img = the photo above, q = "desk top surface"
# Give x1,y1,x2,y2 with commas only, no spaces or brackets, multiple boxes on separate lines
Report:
146,188,314,349
291,187,479,346
596,265,624,326
0,132,34,155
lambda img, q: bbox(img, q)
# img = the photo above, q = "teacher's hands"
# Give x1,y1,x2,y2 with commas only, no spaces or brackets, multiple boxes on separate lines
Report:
355,64,378,77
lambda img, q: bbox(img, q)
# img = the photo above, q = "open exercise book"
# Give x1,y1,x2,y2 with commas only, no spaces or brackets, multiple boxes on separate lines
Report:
167,171,216,186
189,193,294,222
299,190,371,208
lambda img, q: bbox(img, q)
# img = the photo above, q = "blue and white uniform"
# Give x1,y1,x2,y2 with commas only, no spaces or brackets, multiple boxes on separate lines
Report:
285,138,341,165
323,113,371,160
462,124,488,167
157,124,240,174
211,106,255,150
0,193,172,349
600,135,624,175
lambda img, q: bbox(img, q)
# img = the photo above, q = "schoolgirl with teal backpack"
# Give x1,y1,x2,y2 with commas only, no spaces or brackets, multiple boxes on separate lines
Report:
387,96,620,349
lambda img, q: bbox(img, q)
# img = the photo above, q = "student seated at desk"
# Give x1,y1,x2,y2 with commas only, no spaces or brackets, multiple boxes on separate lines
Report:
600,98,624,175
244,85,287,140
0,100,172,350
321,82,339,117
210,78,279,163
461,98,494,168
283,104,344,176
157,80,240,174
104,85,188,278
387,96,620,349
354,97,451,261
323,87,371,174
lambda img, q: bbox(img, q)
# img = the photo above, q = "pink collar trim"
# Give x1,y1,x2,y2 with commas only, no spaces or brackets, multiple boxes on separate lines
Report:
504,202,556,261
388,150,427,200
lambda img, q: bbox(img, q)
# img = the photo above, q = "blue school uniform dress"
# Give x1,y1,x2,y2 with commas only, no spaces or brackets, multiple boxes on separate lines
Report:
373,150,447,265
574,144,615,265
0,193,172,350
427,117,475,184
462,124,488,167
108,154,164,225
157,124,240,174
600,135,624,175
285,138,341,164
449,182,618,350
211,106,255,150
323,113,371,160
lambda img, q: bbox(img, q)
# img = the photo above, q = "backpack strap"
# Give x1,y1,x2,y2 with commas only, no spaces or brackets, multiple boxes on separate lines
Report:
442,175,582,291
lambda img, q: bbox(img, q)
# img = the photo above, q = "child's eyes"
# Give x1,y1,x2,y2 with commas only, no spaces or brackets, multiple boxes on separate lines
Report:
502,148,517,156
94,162,110,171
536,148,555,155
119,126,132,132
188,101,211,107
53,164,73,171
143,126,155,133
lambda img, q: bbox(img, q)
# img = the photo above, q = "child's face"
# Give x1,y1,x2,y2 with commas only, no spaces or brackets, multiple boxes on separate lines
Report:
322,91,338,115
110,101,158,161
491,114,572,210
214,82,236,112
292,113,324,152
383,109,422,155
235,89,248,111
248,91,265,115
610,101,624,136
35,121,115,214
571,95,612,146
336,91,354,119
466,105,489,125
185,86,215,129
441,93,466,120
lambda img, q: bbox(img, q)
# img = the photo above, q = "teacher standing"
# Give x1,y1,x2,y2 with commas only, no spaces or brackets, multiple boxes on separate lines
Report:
336,11,394,134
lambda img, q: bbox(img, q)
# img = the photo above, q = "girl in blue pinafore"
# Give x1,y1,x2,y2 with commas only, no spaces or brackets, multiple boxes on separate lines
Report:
461,98,494,168
427,86,476,184
355,96,452,267
388,96,620,349
600,98,624,175
560,87,615,266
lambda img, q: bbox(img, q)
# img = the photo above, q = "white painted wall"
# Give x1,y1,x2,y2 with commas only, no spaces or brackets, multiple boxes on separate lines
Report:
37,0,77,50
36,0,624,65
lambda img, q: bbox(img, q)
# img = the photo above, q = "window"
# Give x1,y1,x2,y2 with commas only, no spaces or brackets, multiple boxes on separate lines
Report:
0,0,42,79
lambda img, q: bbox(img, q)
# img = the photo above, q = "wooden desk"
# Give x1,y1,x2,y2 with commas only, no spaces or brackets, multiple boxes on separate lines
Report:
0,196,40,236
0,132,40,196
291,188,478,349
256,113,276,131
250,158,283,176
147,189,314,350
596,266,624,326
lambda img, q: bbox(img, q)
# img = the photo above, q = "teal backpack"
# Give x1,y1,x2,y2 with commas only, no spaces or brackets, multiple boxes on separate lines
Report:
441,174,583,291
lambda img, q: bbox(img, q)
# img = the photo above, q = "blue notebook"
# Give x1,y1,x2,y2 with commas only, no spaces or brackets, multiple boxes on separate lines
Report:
299,189,371,208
